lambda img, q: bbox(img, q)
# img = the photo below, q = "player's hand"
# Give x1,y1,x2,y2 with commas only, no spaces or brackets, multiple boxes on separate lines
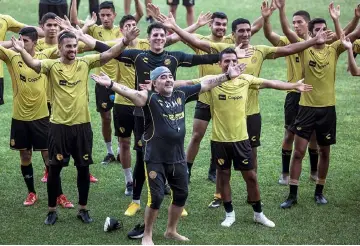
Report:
11,35,24,52
55,15,72,30
294,79,312,92
329,2,340,20
274,0,285,9
227,62,247,79
315,30,327,44
157,12,177,30
196,11,212,27
355,4,360,18
235,43,254,58
325,29,337,42
124,26,140,43
341,33,353,50
90,72,112,87
84,12,97,27
147,3,161,20
139,80,152,90
261,0,276,19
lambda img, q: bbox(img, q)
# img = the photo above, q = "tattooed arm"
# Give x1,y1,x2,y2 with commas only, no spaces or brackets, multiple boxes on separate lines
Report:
90,72,148,106
199,63,247,93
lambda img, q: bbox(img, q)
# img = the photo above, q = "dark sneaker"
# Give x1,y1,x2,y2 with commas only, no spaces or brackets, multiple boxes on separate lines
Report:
104,217,123,232
208,196,222,208
77,209,93,223
280,195,297,209
208,173,216,183
164,183,171,195
102,153,115,165
125,182,133,196
128,223,145,239
315,194,328,204
116,153,121,162
44,211,57,225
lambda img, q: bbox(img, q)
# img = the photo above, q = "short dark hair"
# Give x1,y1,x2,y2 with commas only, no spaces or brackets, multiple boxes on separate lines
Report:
219,47,237,61
58,31,77,44
120,15,136,28
231,18,251,32
99,1,115,12
308,18,327,32
19,27,38,42
212,12,228,20
40,12,57,25
147,22,167,35
293,10,311,22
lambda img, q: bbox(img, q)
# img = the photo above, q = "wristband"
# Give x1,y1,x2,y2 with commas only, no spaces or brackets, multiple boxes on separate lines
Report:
225,72,231,80
107,80,114,89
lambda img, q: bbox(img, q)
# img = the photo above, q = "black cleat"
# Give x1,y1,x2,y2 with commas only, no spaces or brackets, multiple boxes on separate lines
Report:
280,196,297,209
44,211,57,225
102,153,115,165
208,173,216,183
128,223,145,239
77,209,93,223
164,183,171,195
315,194,328,205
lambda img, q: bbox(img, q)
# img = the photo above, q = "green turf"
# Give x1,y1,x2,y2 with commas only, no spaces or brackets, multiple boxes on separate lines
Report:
1,0,360,244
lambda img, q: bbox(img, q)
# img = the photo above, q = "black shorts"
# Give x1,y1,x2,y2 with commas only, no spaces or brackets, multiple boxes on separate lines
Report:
211,140,253,171
284,92,301,129
290,106,336,146
113,104,135,138
10,117,49,151
48,122,93,167
38,3,68,24
145,161,188,209
194,101,211,122
246,113,261,148
134,116,144,151
166,0,195,6
95,83,115,113
0,77,4,105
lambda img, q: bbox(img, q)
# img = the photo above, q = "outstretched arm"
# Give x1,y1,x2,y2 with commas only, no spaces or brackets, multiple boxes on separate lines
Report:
341,34,360,76
91,72,148,106
200,63,247,93
276,0,300,43
12,36,41,73
260,78,312,91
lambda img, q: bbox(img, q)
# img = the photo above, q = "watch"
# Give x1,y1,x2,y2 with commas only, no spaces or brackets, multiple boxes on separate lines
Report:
225,72,231,80
107,80,114,89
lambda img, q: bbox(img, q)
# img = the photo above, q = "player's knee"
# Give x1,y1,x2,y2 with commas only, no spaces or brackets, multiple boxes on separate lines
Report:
172,190,188,207
148,193,164,210
119,138,131,150
293,148,305,160
20,151,32,165
284,130,295,145
169,5,177,13
186,6,194,14
318,147,330,160
101,112,112,123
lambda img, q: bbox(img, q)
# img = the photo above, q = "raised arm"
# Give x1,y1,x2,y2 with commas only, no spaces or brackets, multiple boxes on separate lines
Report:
276,0,299,43
342,4,360,36
133,0,144,22
262,0,281,46
91,72,148,106
329,2,343,39
341,34,360,76
70,0,81,26
81,12,97,34
273,30,325,58
200,63,246,93
260,78,312,91
11,36,41,73
157,12,212,53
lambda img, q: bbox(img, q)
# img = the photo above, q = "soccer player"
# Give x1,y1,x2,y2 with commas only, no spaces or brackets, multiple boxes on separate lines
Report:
39,0,68,24
167,0,195,26
70,0,101,25
159,12,328,207
13,27,139,225
0,27,73,208
91,62,246,245
36,13,60,52
342,35,360,76
194,47,312,228
279,4,360,208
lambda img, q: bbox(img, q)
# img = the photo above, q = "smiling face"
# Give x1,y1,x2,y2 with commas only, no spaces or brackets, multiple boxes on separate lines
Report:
58,37,78,61
153,72,174,97
232,23,252,46
148,28,166,53
210,17,228,38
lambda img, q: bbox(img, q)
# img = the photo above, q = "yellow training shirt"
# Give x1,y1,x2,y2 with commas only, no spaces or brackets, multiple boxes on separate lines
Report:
40,54,101,125
35,38,58,52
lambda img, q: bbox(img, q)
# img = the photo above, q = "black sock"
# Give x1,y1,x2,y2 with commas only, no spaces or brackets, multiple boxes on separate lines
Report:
48,165,62,207
21,164,35,193
315,184,324,195
289,184,298,197
77,166,90,206
251,200,262,213
308,148,318,172
133,150,145,201
282,149,292,173
187,162,193,176
223,201,233,213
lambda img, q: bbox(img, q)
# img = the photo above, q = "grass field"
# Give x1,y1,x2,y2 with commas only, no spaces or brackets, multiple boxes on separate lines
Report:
1,0,360,244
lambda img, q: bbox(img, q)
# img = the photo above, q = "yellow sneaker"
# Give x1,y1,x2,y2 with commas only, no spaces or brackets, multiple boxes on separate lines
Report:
124,202,140,216
181,208,188,217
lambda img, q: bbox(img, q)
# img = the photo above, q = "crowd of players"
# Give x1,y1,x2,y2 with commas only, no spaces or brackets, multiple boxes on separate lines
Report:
1,0,360,244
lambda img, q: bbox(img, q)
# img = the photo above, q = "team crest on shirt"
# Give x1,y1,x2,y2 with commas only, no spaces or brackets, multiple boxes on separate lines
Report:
242,159,249,165
217,159,225,165
56,154,64,161
18,61,23,68
83,154,89,160
137,140,143,147
251,57,257,64
149,171,157,179
10,139,15,146
102,102,108,109
157,100,164,107
176,97,182,105
119,127,125,133
164,59,171,66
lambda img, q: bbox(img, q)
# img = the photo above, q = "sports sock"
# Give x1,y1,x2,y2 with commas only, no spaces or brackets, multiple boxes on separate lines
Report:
105,141,114,155
251,200,262,213
124,168,133,184
77,166,90,206
47,165,62,207
132,150,145,200
308,148,318,172
315,184,324,195
21,164,35,193
132,199,140,205
282,149,292,173
223,201,233,213
289,184,298,197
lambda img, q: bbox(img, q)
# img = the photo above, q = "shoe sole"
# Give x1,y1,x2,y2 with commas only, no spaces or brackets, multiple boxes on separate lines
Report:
124,209,140,216
280,201,297,209
77,215,93,223
208,204,221,208
128,233,144,239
